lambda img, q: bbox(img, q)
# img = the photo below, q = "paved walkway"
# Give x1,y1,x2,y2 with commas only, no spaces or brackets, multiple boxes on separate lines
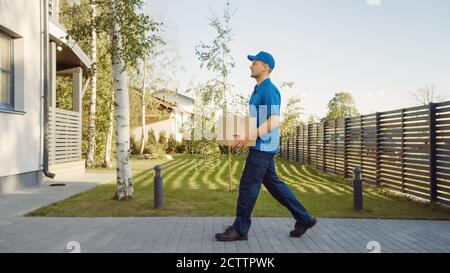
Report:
0,172,449,253
1,216,450,253
0,171,115,218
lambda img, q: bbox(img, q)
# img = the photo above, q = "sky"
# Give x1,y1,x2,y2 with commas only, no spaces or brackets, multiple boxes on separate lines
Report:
148,0,450,120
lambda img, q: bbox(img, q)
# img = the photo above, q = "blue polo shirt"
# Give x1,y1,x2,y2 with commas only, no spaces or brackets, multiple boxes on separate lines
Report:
249,78,281,154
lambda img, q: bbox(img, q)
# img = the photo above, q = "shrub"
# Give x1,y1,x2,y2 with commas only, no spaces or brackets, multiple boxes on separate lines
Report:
167,134,177,154
148,129,156,145
176,139,189,154
144,129,157,154
130,137,137,154
158,130,167,145
148,142,166,159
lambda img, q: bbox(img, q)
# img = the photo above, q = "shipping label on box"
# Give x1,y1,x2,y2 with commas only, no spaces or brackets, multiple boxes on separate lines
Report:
216,115,257,147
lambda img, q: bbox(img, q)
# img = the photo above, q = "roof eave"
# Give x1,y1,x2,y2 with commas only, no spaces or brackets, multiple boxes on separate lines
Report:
48,17,92,72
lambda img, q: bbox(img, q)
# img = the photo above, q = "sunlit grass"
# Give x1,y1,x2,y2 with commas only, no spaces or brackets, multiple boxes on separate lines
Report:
27,154,450,220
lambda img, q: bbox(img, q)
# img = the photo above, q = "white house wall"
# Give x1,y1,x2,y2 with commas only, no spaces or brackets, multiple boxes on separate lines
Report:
173,95,194,115
0,0,42,178
155,92,194,115
132,116,177,144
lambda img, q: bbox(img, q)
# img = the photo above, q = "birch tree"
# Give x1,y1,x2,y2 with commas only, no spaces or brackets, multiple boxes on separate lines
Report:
61,0,114,168
195,0,235,116
128,25,179,155
109,0,161,200
104,95,114,169
64,0,162,200
85,1,97,168
110,16,134,199
195,0,236,192
139,58,147,154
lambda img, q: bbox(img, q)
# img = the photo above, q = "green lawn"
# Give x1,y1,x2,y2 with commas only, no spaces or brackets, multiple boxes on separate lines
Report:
27,154,450,219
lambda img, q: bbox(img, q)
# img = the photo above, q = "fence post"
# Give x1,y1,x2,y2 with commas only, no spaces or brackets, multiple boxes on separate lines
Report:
304,124,307,163
286,134,290,160
301,125,307,164
322,121,326,172
315,124,320,169
401,109,406,193
344,117,349,178
375,112,381,187
295,126,299,162
429,102,438,202
360,115,363,173
334,119,337,174
301,125,304,163
306,124,311,164
353,167,363,211
280,137,283,158
298,125,302,163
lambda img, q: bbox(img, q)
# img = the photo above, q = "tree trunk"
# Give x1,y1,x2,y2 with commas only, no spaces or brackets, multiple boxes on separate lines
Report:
111,9,133,200
139,58,147,154
85,2,97,169
104,99,114,169
223,77,232,192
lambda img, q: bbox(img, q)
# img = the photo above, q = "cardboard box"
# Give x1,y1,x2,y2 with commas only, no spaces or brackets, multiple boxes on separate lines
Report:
216,115,257,147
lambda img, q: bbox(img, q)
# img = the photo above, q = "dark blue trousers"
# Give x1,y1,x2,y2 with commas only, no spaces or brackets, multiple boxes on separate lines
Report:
232,149,312,236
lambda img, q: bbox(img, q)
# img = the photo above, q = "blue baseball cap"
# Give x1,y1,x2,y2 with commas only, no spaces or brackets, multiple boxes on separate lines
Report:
247,51,275,70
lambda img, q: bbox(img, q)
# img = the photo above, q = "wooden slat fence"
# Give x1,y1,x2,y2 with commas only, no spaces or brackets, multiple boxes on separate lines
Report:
48,108,82,164
280,101,450,206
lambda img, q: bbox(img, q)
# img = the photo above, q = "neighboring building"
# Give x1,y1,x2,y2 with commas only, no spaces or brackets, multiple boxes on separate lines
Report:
0,0,91,193
131,89,194,146
154,89,195,142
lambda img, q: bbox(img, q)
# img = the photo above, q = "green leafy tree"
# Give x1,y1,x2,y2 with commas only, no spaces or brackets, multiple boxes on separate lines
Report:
59,1,114,168
186,81,221,176
55,76,73,110
84,0,98,169
63,0,163,200
281,95,304,138
195,1,237,191
195,0,235,116
124,10,181,155
307,114,320,125
324,92,359,121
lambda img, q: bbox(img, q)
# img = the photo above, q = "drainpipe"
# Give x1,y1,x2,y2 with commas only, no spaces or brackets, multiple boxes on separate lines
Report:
42,0,55,179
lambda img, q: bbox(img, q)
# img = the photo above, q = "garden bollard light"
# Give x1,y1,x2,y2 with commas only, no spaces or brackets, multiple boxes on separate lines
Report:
353,167,363,211
154,165,164,209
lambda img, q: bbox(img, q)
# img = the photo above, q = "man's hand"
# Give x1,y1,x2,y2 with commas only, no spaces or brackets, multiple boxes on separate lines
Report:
232,130,258,148
233,139,248,149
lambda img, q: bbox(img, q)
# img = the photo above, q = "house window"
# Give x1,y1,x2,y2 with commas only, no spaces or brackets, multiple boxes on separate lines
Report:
0,33,13,110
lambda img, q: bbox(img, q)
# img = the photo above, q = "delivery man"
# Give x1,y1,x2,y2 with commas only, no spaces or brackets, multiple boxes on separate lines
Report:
215,51,317,241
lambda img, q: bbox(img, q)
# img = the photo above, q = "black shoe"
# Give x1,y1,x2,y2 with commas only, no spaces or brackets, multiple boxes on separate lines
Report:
215,227,248,241
290,217,317,238
224,225,233,232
